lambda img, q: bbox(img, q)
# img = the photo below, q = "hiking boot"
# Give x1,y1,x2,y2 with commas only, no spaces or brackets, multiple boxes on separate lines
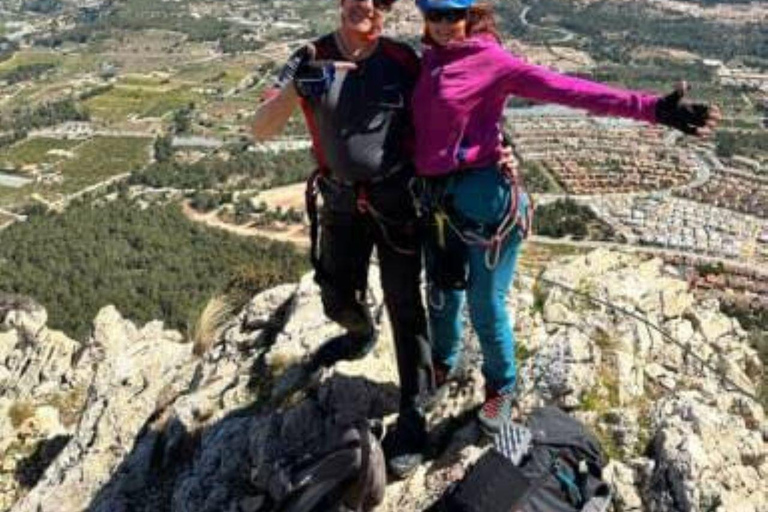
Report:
383,407,427,479
478,386,518,434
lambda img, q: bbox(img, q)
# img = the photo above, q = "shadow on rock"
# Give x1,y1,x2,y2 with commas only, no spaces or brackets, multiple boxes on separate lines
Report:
15,435,72,489
86,374,400,512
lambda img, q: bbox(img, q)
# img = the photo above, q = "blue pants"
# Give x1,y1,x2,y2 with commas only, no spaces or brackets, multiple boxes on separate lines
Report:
425,166,527,393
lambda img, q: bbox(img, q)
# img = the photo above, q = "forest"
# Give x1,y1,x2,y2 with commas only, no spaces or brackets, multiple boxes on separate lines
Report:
0,200,307,339
129,148,315,191
527,0,767,64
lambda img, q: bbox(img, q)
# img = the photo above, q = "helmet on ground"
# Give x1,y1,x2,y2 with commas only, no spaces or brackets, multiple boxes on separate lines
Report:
416,0,476,11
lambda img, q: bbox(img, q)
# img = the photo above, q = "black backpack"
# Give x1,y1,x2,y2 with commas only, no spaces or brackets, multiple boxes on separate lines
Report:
428,407,612,512
265,420,387,512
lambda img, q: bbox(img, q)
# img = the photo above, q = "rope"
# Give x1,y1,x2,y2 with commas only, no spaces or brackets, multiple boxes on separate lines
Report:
520,269,759,403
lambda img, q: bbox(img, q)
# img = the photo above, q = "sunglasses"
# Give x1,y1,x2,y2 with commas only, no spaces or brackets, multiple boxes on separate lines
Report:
352,0,396,12
425,9,467,23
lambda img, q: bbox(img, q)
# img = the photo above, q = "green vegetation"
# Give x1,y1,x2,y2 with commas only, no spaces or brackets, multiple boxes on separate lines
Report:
220,34,266,55
33,0,232,47
533,198,601,240
56,137,150,194
0,138,80,169
491,0,530,40
695,261,726,276
0,137,150,207
43,386,87,428
515,341,532,363
0,98,88,133
129,148,315,191
529,275,548,315
105,0,229,42
528,0,767,63
716,131,768,160
22,0,62,14
590,60,754,122
7,401,35,429
0,39,18,63
580,366,624,460
676,0,757,5
520,160,561,193
0,200,307,339
0,52,61,74
83,84,201,123
0,62,57,85
171,105,193,134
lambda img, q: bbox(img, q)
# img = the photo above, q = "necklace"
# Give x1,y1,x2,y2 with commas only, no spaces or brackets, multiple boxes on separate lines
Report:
334,30,378,62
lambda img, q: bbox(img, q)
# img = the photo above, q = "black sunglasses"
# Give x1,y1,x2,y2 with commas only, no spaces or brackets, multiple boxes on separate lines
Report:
425,9,467,23
352,0,396,12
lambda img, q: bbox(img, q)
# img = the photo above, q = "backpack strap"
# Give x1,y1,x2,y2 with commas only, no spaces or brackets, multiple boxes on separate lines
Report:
341,423,372,511
272,421,386,512
278,448,361,512
341,421,386,511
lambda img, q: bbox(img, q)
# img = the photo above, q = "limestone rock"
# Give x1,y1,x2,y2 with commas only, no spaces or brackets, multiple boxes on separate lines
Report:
646,392,767,512
2,250,765,512
604,460,643,512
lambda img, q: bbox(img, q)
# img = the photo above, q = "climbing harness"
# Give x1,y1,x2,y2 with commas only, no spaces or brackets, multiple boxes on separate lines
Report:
424,165,534,271
305,168,417,282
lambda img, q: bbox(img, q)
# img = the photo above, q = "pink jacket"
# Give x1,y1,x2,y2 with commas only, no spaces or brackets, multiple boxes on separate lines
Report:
412,35,660,176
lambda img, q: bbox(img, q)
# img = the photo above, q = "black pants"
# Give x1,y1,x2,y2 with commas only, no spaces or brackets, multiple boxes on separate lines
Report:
316,174,433,410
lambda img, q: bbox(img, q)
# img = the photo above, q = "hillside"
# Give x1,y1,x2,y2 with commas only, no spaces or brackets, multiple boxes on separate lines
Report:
0,0,766,510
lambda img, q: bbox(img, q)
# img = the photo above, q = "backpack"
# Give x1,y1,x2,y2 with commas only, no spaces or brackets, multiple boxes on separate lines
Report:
519,407,611,512
265,419,387,512
427,407,611,512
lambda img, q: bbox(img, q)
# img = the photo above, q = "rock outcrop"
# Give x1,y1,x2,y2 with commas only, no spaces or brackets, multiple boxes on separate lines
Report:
1,249,765,512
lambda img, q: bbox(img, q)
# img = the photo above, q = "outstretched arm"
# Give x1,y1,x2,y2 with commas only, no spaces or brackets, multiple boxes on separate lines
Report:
499,53,719,135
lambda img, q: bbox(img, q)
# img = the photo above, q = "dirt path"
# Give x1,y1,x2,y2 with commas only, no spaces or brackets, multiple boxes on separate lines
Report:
181,200,310,248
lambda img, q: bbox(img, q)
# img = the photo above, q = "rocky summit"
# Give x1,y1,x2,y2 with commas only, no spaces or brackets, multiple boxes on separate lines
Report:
0,249,765,512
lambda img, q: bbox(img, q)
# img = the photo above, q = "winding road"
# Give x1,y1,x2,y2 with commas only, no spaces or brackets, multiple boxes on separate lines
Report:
519,4,576,45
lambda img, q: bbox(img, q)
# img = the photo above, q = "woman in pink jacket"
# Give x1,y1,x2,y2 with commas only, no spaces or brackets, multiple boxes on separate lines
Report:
413,0,720,433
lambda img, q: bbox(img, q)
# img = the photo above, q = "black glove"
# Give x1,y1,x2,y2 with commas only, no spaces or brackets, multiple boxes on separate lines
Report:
280,44,335,99
294,63,335,99
655,85,711,135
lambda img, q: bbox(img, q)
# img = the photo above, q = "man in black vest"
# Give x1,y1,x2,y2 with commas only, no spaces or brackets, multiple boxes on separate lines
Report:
252,0,432,478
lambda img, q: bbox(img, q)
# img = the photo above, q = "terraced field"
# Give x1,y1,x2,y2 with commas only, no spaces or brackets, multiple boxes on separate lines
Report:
83,82,202,122
56,136,151,193
0,137,81,170
0,136,151,207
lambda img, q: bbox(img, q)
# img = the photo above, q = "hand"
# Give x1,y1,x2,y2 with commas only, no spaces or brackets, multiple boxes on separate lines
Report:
498,133,520,182
499,145,520,181
293,43,357,98
655,81,721,137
